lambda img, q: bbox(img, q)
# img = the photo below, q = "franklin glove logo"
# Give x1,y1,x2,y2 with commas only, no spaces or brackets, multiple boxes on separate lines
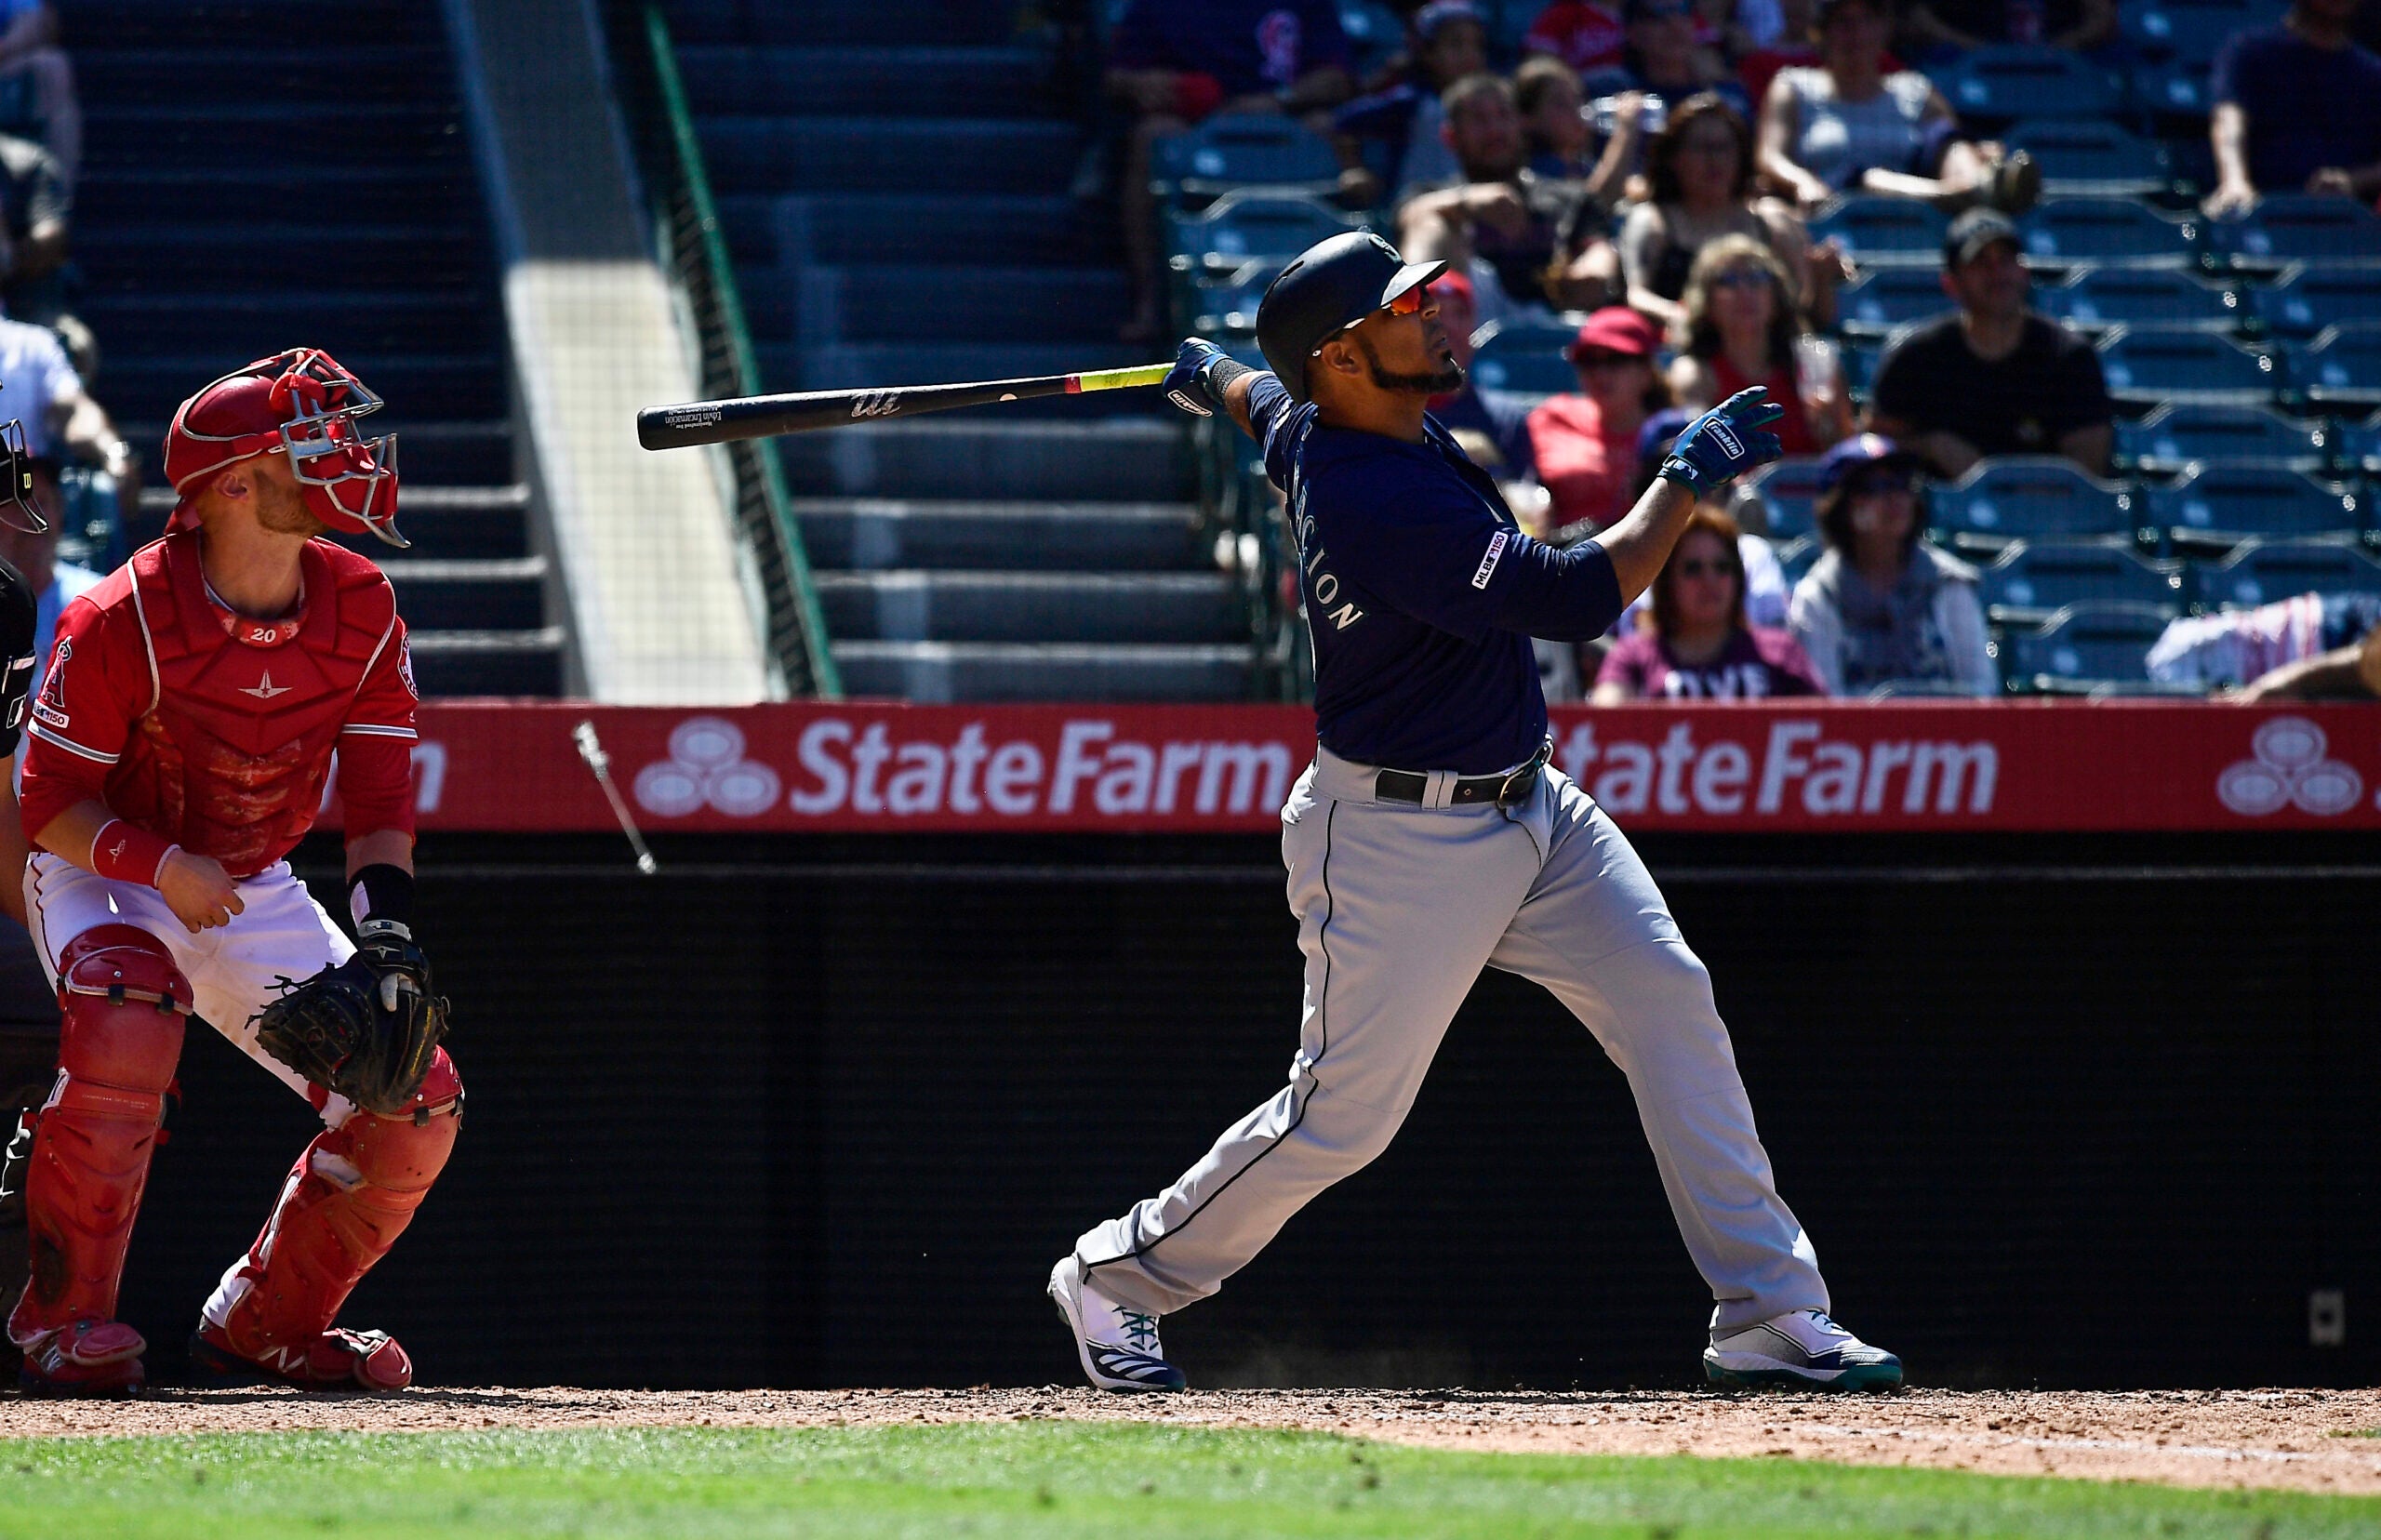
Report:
1709,419,1744,459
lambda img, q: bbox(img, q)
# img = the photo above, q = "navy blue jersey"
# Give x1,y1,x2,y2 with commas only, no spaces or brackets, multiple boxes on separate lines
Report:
1252,374,1625,775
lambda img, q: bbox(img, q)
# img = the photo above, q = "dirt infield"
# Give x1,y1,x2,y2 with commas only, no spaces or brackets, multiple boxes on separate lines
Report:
4,1386,2379,1494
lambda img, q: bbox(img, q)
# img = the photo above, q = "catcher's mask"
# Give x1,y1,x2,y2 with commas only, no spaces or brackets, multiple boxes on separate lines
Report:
163,348,404,548
0,410,41,535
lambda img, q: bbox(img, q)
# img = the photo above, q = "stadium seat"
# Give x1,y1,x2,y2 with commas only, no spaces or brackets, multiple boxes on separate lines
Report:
1810,197,1947,268
1976,541,2184,625
2142,463,2365,546
2341,409,2381,472
2247,267,2381,339
1165,192,1360,275
1773,534,1822,588
2003,119,2178,200
1836,267,1952,339
2129,61,2214,128
2122,0,2289,68
1151,114,1340,205
1465,318,1579,396
2019,199,2201,269
1930,457,2138,548
2033,267,2239,334
1744,457,1829,542
2190,539,2381,608
1998,602,2180,691
1931,46,2124,127
2291,324,2381,412
2206,195,2381,272
2114,402,2335,473
2095,326,2282,408
1183,262,1279,336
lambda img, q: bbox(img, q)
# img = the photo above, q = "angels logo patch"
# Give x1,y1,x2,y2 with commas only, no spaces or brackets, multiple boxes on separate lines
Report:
30,637,68,729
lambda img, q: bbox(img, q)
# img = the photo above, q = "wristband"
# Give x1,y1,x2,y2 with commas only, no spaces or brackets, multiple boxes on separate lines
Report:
91,820,177,888
1200,353,1254,406
349,863,416,930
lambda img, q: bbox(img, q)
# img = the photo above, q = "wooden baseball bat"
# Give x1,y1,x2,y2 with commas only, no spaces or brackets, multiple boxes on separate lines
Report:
637,364,1175,450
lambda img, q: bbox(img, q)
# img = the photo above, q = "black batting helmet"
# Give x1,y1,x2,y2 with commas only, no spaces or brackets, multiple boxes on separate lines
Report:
1257,232,1446,403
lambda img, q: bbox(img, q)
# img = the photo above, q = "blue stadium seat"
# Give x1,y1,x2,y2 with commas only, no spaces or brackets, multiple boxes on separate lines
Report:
1774,534,1822,588
2291,324,2381,411
2130,61,2214,126
1931,457,2138,547
1184,263,1279,335
1999,602,2180,690
1745,457,1829,542
2191,540,2381,608
1836,267,1952,339
2019,199,2201,269
2034,267,2239,334
1165,192,1360,274
2248,267,2381,338
2003,119,2177,199
1811,197,1947,268
1465,318,1579,396
1152,114,1341,205
2115,402,2334,472
2342,409,2381,472
2206,195,2381,272
2122,0,2289,67
1977,541,2184,624
1931,46,2124,126
2095,326,2282,407
2143,464,2365,545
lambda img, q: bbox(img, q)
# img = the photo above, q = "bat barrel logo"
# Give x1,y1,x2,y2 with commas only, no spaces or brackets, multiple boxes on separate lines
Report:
849,392,902,419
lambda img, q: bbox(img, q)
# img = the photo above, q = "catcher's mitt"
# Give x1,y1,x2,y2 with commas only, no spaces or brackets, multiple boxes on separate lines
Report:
253,920,450,1117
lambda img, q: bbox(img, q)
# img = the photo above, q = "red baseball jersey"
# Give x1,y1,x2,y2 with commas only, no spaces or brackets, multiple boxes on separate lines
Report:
20,532,419,877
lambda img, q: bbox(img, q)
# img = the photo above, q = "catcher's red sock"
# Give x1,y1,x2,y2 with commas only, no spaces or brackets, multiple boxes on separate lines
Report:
200,1049,459,1379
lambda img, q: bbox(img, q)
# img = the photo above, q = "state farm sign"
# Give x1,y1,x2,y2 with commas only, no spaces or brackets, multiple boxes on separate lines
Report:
371,700,2381,835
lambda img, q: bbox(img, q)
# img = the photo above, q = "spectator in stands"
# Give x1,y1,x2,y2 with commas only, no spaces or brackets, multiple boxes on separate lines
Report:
1865,208,2112,478
1629,405,1793,625
1582,0,1754,144
1666,234,1852,455
0,125,65,330
1900,0,2116,60
1618,93,1838,329
1397,73,1621,319
1107,0,1356,343
1517,53,1639,205
0,457,95,694
1525,306,1670,540
1423,270,1538,478
1757,0,2039,215
0,307,135,526
1524,0,1630,74
1789,433,1996,695
2147,591,2381,694
1595,506,1825,698
0,2,73,187
2203,0,2381,219
1332,1,1486,208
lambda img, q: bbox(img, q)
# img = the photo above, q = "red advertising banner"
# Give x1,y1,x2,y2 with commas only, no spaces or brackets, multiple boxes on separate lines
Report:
367,700,2381,835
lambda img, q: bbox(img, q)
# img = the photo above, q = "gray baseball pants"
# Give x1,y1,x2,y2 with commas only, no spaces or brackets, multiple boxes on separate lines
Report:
1075,746,1829,1335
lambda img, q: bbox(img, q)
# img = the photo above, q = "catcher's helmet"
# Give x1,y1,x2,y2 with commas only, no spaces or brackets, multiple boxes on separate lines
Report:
163,349,404,547
1257,232,1445,403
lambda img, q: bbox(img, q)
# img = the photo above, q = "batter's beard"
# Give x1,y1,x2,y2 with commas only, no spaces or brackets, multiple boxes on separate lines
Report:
1356,334,1465,396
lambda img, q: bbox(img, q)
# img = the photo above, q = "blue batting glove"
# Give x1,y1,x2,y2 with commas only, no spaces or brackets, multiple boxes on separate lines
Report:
1657,387,1788,496
1163,337,1235,418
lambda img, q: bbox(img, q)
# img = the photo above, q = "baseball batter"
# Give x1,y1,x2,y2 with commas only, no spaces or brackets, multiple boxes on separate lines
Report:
7,350,459,1395
1048,233,1900,1393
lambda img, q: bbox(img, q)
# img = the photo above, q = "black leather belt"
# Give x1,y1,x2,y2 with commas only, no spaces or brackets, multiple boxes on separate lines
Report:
1374,741,1550,810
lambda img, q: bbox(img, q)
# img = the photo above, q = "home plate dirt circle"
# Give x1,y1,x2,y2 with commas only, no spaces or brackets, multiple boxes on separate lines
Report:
4,1387,2378,1494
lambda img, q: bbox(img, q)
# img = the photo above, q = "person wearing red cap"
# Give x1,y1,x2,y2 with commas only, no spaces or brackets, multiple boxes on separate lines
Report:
7,348,458,1395
1525,306,1674,540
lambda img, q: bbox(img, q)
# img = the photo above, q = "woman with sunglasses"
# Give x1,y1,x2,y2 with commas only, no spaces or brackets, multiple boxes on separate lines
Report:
1666,234,1850,458
1618,93,1835,334
1787,432,1995,696
1593,506,1824,700
1526,306,1675,542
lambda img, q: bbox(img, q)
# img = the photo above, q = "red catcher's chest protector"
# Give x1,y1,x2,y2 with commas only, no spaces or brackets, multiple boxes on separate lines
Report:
111,535,396,875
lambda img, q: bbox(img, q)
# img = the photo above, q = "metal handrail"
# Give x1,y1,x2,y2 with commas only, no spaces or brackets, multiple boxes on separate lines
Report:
630,3,842,698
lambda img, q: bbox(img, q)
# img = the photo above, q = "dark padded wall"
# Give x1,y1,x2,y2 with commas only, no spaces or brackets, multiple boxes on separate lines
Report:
41,834,2381,1390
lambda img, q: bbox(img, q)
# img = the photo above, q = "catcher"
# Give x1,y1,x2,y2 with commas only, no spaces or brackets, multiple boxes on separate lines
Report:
7,349,455,1395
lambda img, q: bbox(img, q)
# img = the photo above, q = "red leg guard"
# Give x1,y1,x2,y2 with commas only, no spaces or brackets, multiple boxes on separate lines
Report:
7,926,190,1387
198,1048,460,1389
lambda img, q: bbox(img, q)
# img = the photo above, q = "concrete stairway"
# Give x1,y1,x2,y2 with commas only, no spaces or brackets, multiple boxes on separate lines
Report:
665,0,1254,701
69,0,562,696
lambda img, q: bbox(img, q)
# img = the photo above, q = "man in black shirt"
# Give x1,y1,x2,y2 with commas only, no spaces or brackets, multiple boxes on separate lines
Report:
1865,207,2113,479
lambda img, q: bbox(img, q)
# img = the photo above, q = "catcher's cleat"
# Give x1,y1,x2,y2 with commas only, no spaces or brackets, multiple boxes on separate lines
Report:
190,1321,413,1391
1704,1309,1903,1392
17,1318,147,1395
1047,1255,1185,1393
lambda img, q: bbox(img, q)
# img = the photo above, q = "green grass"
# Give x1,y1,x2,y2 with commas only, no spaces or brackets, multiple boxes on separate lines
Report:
0,1421,2367,1539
